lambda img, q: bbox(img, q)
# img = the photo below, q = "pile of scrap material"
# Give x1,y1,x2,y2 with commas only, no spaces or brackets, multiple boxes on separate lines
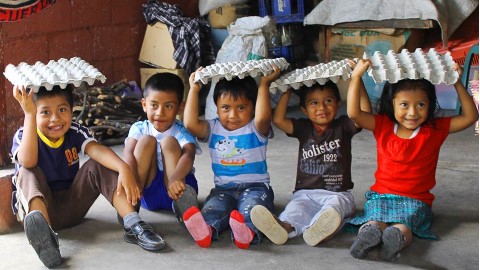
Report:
72,81,145,146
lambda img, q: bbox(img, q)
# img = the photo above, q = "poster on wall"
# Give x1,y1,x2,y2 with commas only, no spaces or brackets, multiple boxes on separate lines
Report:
0,0,56,21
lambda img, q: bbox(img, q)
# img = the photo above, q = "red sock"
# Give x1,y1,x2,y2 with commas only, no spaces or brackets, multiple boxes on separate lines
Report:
183,206,212,248
229,210,254,249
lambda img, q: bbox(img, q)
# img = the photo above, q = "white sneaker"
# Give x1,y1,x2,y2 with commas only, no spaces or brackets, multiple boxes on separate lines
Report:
250,205,288,245
303,208,341,246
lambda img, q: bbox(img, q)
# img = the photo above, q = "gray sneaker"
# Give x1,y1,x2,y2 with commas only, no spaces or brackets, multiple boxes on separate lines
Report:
172,185,198,224
24,210,62,268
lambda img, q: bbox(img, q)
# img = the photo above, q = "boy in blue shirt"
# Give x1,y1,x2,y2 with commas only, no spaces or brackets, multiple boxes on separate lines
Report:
182,67,280,249
11,84,165,268
123,73,201,224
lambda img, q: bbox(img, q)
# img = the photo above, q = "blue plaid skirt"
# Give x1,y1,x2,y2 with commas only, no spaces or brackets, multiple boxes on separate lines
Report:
349,191,437,239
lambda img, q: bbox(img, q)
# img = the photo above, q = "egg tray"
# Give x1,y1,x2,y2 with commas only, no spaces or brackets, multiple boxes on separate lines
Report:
269,58,354,93
3,57,107,92
194,58,290,84
364,48,459,85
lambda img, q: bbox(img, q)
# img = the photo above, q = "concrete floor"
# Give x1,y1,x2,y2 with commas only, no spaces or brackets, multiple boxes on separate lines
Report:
0,108,478,270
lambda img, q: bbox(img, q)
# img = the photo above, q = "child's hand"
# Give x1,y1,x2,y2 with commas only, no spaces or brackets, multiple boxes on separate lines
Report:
189,67,204,93
260,65,281,86
168,180,186,201
12,85,36,115
117,169,141,206
351,59,371,78
453,62,464,79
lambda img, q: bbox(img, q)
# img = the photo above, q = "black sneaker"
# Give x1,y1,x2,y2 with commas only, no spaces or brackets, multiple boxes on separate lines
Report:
24,210,62,268
124,221,166,251
172,185,198,224
117,202,141,226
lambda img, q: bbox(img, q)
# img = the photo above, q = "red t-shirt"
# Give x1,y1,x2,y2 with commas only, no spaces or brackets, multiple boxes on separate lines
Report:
371,114,451,206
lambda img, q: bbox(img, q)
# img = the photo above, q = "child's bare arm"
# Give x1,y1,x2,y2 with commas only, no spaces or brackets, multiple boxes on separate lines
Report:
449,63,479,133
347,59,376,131
184,70,209,140
272,90,294,134
166,143,196,200
12,86,38,168
255,66,281,136
85,141,140,206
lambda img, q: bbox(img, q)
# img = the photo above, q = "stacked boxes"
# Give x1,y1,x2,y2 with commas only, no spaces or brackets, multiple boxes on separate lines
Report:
258,0,305,63
138,22,189,100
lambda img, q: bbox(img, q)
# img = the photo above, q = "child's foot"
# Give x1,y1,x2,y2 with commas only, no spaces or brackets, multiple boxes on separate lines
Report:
124,221,166,251
24,210,62,268
303,208,341,246
173,185,198,224
183,206,212,248
250,205,288,245
350,224,382,259
379,226,405,262
229,210,254,249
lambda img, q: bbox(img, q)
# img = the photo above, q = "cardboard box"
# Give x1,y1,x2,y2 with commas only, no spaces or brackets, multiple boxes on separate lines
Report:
328,28,410,61
208,5,250,29
139,23,178,69
140,68,189,101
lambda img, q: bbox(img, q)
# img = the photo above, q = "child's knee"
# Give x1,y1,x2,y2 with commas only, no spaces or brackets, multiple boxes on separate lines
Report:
137,135,157,148
160,136,180,152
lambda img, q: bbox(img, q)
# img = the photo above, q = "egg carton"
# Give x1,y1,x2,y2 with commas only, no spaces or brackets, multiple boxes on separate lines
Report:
269,58,354,93
364,48,459,85
3,57,107,92
194,58,290,84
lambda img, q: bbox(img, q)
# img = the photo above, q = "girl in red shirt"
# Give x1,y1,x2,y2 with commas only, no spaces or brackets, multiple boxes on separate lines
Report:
346,59,478,261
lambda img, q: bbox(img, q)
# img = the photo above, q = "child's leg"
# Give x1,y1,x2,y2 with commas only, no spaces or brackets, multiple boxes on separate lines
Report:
15,167,62,268
234,184,275,248
69,159,166,251
133,135,158,188
303,191,355,246
350,221,386,259
250,205,291,245
380,223,412,262
201,188,237,238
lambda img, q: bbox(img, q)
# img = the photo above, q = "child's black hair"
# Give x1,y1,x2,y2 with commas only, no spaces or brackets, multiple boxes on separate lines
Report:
377,78,442,126
144,72,184,102
33,84,74,108
213,76,258,106
298,80,341,108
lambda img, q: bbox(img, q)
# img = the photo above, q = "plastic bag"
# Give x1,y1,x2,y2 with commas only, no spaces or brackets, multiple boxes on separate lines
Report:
205,16,272,119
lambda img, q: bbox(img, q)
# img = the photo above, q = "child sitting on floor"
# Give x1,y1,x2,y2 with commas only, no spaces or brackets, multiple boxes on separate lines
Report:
181,67,280,249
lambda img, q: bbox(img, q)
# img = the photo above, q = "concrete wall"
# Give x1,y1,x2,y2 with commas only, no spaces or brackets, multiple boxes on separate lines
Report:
0,0,148,166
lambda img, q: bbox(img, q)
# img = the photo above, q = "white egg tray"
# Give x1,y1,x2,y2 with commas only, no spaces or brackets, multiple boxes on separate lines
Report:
269,58,354,93
194,58,290,84
3,57,107,92
364,48,458,85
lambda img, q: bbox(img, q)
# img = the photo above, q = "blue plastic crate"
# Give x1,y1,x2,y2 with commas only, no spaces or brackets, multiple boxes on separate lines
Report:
259,0,304,24
268,44,304,62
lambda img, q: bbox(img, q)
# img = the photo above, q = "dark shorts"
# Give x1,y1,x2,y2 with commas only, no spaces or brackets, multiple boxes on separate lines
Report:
140,169,198,211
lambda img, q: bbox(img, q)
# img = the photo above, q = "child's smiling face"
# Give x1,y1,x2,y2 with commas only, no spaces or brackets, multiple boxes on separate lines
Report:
36,95,72,143
301,88,340,131
142,90,182,132
216,93,254,131
393,89,430,134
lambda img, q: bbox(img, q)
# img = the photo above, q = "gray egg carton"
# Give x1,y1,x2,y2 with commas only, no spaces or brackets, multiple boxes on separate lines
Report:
3,57,107,92
364,48,459,85
269,58,354,93
194,58,290,84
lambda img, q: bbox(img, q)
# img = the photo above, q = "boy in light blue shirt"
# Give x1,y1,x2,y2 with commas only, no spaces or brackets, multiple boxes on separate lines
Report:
124,72,201,224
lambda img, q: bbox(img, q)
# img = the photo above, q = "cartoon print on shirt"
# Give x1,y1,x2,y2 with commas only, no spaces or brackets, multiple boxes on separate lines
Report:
215,137,246,166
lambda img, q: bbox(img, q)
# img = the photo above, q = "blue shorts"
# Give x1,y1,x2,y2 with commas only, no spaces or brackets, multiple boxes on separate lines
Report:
140,170,198,211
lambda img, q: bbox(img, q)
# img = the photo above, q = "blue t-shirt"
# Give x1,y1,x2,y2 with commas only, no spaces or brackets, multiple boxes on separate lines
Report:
11,122,95,191
126,119,201,171
203,119,269,186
